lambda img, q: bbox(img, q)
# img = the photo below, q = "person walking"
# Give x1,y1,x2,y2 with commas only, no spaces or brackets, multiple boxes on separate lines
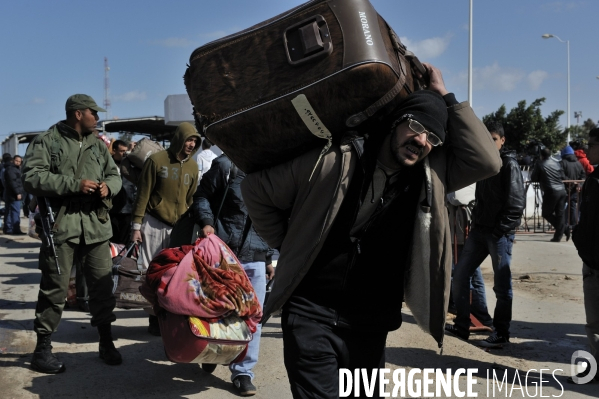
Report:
445,122,525,348
192,154,274,396
560,145,585,241
531,148,568,242
3,155,26,234
130,122,200,335
22,94,122,374
241,63,501,398
570,127,599,384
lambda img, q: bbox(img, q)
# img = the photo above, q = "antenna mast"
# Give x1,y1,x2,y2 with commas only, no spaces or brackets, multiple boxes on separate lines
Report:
104,57,111,120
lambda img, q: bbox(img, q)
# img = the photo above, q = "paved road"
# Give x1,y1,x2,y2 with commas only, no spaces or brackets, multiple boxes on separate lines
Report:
0,225,597,398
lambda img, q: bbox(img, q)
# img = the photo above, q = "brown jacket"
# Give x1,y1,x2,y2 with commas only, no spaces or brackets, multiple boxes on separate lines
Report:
241,101,501,347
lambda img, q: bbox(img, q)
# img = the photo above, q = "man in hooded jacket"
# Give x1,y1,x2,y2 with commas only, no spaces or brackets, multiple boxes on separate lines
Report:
241,64,501,398
572,141,595,176
131,122,200,334
560,145,585,240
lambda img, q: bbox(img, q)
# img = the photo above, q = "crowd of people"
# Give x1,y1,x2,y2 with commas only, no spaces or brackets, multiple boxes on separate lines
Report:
1,61,597,398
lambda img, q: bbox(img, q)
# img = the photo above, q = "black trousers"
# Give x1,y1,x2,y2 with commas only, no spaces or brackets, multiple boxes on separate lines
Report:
282,311,387,399
110,213,132,245
542,190,567,240
564,191,579,226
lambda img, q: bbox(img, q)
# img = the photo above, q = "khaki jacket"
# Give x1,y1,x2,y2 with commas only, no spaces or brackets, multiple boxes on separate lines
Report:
22,122,121,245
132,124,201,226
242,102,501,347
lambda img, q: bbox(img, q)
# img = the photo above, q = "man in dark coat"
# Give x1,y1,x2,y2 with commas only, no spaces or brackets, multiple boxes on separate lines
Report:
193,154,275,396
531,148,568,242
109,140,137,244
446,122,525,347
560,145,586,240
570,127,599,384
3,155,26,234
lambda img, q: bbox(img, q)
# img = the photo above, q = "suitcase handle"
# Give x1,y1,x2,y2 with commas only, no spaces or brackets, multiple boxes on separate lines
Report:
284,15,333,66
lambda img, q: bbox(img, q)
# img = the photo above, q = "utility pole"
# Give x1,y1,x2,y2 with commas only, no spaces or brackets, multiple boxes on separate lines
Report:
104,57,111,121
574,111,582,140
468,0,473,107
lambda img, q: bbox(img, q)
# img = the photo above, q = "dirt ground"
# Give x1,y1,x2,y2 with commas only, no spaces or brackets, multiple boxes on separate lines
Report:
0,223,597,398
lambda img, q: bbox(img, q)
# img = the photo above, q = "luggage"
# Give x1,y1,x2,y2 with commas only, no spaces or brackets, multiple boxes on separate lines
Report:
119,157,141,184
158,310,251,365
112,243,150,309
184,0,428,173
120,138,164,183
127,138,164,169
67,243,124,311
141,235,262,365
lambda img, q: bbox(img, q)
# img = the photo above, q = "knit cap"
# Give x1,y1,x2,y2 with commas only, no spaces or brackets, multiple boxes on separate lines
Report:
388,91,448,143
561,145,574,156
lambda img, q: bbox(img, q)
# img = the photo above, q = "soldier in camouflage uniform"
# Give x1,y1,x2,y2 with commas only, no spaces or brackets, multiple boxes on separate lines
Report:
22,94,122,374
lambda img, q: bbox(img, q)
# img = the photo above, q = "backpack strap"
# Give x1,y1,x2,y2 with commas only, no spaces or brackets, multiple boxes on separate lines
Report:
215,162,238,222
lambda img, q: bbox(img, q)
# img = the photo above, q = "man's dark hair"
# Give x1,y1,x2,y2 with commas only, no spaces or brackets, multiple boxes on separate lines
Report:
589,127,599,141
202,138,213,150
2,153,12,163
13,155,22,161
66,109,77,120
569,140,581,150
485,121,505,138
113,140,128,150
540,148,552,160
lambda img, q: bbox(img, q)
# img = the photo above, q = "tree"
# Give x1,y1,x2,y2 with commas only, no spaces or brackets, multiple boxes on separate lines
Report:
482,97,565,154
570,118,598,144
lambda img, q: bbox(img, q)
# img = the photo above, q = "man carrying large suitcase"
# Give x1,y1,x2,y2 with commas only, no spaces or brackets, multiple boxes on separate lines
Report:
241,64,502,397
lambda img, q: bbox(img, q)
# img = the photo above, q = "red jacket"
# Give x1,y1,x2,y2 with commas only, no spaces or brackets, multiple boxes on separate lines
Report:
575,149,594,176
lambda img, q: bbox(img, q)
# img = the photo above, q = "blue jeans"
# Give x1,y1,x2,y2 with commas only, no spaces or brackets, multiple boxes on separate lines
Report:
450,248,491,326
4,199,22,233
469,266,493,327
452,226,514,337
230,261,266,381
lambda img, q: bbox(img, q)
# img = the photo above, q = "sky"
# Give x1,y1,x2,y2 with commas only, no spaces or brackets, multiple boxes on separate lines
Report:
1,0,598,152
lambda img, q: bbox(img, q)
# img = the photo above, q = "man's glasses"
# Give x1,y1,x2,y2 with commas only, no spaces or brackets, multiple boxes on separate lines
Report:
407,119,443,147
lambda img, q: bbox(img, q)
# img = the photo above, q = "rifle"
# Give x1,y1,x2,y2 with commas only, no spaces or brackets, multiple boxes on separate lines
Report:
37,197,61,275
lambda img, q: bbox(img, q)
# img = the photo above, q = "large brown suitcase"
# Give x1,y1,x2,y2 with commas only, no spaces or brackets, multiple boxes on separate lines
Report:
184,0,427,173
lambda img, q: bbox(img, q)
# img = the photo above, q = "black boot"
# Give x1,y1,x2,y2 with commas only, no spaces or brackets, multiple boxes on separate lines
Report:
31,333,66,374
98,324,122,365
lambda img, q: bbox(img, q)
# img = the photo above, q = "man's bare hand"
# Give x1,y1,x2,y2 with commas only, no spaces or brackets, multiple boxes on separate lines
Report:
80,179,100,195
266,263,275,280
97,181,109,198
131,230,142,243
200,225,215,237
17,194,22,200
421,63,449,97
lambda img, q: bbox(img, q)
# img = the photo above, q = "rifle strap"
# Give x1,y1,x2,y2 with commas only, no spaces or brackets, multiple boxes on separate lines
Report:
52,141,90,234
